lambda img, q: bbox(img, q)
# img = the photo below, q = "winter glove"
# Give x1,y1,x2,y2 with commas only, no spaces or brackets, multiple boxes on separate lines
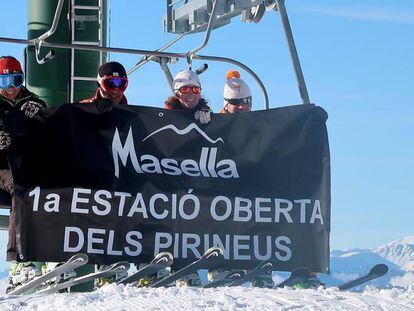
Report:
93,98,114,113
194,108,212,124
20,101,44,118
0,130,11,151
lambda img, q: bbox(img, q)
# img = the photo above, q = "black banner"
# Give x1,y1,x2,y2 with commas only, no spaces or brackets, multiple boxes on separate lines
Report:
8,103,330,272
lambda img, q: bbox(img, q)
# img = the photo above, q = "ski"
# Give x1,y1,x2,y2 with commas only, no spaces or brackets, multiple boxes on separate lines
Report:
151,247,224,288
226,260,275,287
7,253,89,296
203,270,246,288
36,261,130,295
275,267,312,288
338,263,388,290
117,252,173,285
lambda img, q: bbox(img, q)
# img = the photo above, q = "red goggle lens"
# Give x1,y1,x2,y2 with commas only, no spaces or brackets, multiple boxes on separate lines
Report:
179,86,201,94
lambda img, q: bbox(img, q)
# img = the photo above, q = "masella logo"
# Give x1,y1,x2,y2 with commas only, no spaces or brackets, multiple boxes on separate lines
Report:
112,123,240,179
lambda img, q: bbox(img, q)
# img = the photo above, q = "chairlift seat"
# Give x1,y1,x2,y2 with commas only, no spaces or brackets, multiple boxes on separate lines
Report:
0,188,11,209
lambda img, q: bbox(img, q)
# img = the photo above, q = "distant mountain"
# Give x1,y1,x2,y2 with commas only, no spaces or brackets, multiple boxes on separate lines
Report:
318,236,414,289
374,236,414,271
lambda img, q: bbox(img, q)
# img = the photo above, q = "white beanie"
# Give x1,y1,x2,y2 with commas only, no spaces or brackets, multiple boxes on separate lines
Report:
223,70,251,104
173,70,201,91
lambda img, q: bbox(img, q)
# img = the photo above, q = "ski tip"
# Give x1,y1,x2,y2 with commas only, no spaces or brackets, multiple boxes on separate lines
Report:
154,252,173,261
370,264,389,276
257,260,275,272
226,270,246,279
205,247,224,256
71,253,89,262
153,252,174,267
204,247,224,261
111,261,131,271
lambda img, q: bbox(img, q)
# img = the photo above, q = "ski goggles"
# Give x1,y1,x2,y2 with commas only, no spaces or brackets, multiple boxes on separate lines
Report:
99,76,128,92
225,97,252,106
0,73,24,90
178,86,201,94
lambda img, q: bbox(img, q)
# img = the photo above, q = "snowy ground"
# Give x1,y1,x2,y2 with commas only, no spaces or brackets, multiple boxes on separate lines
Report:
1,284,413,311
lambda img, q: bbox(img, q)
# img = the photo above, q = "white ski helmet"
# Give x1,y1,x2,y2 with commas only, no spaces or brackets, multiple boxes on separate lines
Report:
223,70,251,105
173,70,201,91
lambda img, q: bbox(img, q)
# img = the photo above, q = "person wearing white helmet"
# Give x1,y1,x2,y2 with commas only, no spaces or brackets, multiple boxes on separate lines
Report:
220,70,252,114
165,69,211,124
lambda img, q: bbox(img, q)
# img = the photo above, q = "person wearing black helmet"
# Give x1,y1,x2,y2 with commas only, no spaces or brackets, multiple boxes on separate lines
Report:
81,61,128,105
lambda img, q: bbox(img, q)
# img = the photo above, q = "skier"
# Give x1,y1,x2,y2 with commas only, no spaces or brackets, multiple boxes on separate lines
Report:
208,70,275,288
164,69,212,124
42,61,131,290
80,61,128,105
216,70,323,289
0,56,48,292
219,70,252,114
134,69,213,288
78,60,130,287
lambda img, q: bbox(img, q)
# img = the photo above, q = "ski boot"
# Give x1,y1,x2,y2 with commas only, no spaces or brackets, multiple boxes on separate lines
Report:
176,272,203,287
250,270,274,288
136,268,172,287
7,261,42,292
41,262,78,285
95,264,129,287
207,268,233,283
293,272,324,289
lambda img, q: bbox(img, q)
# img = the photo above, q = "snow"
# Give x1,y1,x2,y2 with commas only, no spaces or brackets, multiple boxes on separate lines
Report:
2,235,414,310
1,284,414,311
374,236,414,270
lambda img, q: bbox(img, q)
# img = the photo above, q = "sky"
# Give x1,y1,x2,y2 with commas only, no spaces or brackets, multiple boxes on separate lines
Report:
0,0,413,270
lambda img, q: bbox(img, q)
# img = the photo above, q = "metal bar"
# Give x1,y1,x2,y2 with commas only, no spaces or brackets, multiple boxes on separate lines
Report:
71,41,101,45
70,0,76,102
73,5,100,10
189,0,218,56
72,76,97,81
0,36,269,109
194,54,269,110
159,58,174,91
127,34,186,75
276,0,310,105
169,0,186,7
37,0,65,42
0,36,189,59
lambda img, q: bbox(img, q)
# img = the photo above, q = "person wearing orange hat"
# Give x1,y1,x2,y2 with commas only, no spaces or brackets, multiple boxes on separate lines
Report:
220,70,252,114
0,56,47,292
208,70,275,288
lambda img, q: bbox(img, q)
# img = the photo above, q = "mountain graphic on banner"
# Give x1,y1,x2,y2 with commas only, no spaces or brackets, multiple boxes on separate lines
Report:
142,123,225,145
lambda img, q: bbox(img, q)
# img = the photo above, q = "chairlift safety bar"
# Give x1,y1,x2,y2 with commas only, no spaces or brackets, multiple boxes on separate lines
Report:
2,0,311,109
0,36,269,108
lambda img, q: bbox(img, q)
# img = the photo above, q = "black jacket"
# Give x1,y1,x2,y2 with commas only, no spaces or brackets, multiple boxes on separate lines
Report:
0,86,47,170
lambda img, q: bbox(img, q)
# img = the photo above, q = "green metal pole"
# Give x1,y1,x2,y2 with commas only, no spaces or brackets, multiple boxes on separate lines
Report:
27,0,107,105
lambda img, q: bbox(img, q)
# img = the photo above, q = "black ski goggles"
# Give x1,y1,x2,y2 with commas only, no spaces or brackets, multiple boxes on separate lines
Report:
224,97,252,106
0,73,24,90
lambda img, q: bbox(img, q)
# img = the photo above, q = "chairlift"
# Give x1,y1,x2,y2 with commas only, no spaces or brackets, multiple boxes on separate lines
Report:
0,0,313,228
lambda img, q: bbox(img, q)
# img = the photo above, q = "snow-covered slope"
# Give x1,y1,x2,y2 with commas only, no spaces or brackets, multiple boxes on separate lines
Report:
1,284,413,311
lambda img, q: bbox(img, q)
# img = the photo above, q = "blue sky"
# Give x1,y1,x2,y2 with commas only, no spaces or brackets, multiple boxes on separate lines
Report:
0,0,413,270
